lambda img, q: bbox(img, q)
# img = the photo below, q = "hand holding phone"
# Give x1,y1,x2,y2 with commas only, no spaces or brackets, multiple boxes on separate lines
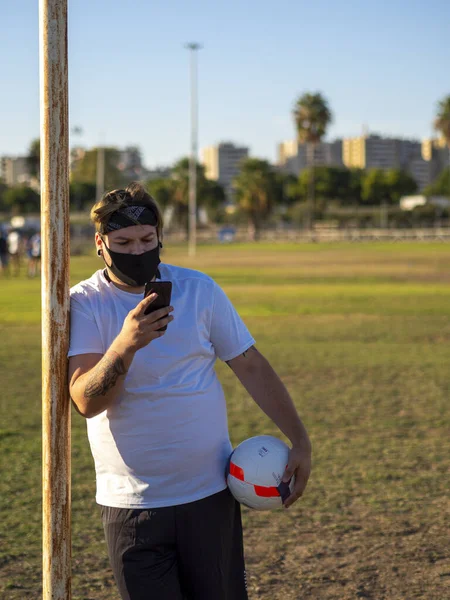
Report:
144,281,173,331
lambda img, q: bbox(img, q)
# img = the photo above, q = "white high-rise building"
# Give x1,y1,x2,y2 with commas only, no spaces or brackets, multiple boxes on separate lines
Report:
201,142,249,200
277,140,343,175
0,156,31,187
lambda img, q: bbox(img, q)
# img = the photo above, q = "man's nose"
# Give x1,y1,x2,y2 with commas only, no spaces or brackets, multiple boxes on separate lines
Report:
133,242,145,254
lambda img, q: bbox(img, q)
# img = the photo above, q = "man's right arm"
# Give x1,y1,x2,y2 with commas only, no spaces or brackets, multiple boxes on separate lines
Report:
69,292,174,418
69,339,136,419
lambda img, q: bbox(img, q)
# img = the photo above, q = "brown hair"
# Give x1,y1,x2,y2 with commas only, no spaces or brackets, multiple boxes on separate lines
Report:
90,182,163,238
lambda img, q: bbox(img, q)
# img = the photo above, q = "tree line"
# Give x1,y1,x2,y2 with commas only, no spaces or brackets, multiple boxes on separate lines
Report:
0,94,449,236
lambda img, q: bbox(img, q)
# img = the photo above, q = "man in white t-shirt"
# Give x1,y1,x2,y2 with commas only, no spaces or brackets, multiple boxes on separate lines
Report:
7,229,23,276
68,182,311,600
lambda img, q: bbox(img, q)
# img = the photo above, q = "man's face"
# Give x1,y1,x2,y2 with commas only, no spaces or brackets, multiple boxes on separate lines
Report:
96,224,158,264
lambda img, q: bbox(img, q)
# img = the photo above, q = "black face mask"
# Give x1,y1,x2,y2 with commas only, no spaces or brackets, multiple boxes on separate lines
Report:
102,240,161,287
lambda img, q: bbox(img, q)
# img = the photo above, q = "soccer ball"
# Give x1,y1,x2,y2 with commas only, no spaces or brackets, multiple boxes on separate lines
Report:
226,435,295,510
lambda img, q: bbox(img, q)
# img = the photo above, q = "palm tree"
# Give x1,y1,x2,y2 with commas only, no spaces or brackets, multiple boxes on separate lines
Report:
293,92,332,229
233,158,280,240
434,95,450,197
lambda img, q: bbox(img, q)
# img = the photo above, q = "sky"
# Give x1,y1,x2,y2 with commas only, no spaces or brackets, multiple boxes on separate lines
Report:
1,0,449,169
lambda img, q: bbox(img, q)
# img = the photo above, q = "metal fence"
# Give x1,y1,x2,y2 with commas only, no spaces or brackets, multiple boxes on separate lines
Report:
156,226,450,244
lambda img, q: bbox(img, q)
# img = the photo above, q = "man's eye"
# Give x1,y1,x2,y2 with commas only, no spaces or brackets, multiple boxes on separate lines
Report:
117,241,129,246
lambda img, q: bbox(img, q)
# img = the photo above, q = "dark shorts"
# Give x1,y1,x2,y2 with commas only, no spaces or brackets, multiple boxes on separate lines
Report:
101,488,248,600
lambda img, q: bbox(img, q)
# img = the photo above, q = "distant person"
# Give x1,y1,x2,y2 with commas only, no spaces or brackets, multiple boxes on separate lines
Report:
27,232,41,278
68,182,311,600
0,231,9,276
7,229,23,276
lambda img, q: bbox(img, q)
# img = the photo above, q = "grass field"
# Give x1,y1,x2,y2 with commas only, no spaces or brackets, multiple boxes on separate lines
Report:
1,242,450,599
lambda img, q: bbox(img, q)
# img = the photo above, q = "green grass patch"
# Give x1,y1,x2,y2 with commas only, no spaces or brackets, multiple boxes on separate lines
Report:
1,242,450,599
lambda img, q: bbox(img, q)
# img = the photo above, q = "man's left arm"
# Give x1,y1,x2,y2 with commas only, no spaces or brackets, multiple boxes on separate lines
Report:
226,345,312,509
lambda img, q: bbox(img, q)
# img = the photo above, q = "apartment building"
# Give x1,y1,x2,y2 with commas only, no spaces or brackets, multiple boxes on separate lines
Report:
0,156,31,187
277,139,343,175
201,142,249,200
343,135,434,190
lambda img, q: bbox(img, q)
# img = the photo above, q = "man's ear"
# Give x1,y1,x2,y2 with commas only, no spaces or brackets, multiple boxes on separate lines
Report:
95,232,104,255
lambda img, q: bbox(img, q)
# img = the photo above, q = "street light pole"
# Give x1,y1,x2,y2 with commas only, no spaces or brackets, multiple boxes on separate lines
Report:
185,43,201,257
96,144,105,202
71,126,83,210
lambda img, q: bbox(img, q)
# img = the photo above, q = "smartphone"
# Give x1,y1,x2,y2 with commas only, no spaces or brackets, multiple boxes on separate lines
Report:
144,281,173,330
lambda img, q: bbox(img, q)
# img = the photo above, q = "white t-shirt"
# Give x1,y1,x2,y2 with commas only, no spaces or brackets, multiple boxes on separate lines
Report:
69,264,255,508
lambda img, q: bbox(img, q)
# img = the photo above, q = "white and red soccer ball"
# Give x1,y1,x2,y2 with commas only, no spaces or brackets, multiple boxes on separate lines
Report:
226,435,295,510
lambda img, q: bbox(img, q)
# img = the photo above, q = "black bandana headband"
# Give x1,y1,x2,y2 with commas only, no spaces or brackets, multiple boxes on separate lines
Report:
101,205,158,234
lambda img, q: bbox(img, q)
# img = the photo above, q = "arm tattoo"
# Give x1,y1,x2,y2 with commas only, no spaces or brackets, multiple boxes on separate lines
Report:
84,351,127,399
226,345,257,367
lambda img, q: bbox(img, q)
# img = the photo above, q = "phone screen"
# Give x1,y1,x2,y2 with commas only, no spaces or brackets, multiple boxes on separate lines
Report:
143,281,173,328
